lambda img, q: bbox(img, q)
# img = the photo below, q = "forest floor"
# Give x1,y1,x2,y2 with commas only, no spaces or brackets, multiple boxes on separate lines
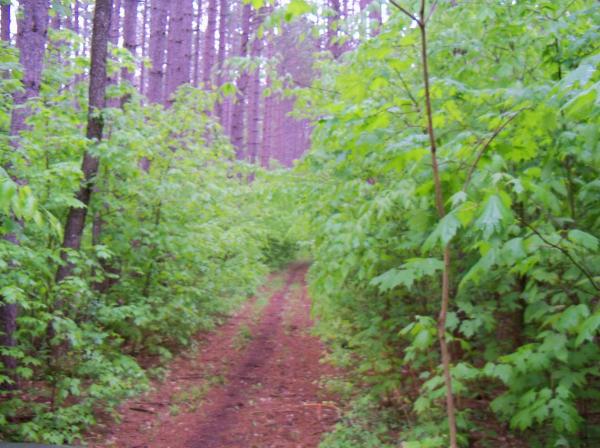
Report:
88,263,340,448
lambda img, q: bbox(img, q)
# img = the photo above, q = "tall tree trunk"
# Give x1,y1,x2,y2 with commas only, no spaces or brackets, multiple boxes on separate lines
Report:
147,0,168,104
106,0,121,106
230,3,251,159
202,0,217,88
215,0,228,128
122,0,138,85
139,0,149,94
0,2,9,43
260,38,273,168
1,0,50,391
165,0,193,103
56,0,113,283
247,8,264,164
192,0,202,87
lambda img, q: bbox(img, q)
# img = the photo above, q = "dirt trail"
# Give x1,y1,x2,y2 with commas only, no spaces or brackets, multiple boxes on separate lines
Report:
90,263,339,448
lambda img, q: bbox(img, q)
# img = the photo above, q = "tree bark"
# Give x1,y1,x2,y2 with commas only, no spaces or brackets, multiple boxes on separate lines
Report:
148,0,169,103
140,0,149,94
414,1,458,445
230,3,251,159
56,0,113,283
0,2,9,43
165,0,193,103
247,8,264,164
215,0,228,128
192,0,202,87
122,0,138,85
107,0,121,106
202,0,217,88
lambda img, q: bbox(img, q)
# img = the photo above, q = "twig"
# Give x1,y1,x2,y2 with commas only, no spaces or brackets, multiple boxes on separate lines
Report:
462,108,526,192
520,218,600,292
388,0,420,24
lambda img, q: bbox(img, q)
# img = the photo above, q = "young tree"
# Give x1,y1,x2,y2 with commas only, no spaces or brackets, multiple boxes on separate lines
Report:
56,0,113,283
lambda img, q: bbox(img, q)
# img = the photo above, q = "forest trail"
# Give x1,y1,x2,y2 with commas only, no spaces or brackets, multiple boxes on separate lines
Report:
89,263,340,448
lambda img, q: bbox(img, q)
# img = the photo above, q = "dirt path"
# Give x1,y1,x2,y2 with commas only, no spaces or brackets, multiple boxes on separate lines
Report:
89,263,339,448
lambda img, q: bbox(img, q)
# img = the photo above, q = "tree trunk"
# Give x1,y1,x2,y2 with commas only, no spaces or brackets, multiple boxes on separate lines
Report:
230,3,251,159
56,0,113,283
148,0,169,104
165,0,193,104
202,0,217,88
107,0,121,106
192,0,202,87
1,0,50,391
0,2,9,43
122,0,138,85
215,0,228,128
247,8,264,164
140,0,149,94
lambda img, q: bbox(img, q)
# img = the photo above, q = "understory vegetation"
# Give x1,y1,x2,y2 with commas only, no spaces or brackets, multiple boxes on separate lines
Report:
298,1,600,447
0,44,297,443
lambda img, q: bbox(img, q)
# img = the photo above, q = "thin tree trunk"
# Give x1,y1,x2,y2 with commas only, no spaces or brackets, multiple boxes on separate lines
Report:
202,0,217,87
56,0,113,283
192,0,202,87
260,37,273,168
140,0,149,94
122,0,138,86
107,0,121,106
230,3,251,159
148,0,169,104
247,8,264,164
0,3,9,42
413,1,458,445
215,0,227,126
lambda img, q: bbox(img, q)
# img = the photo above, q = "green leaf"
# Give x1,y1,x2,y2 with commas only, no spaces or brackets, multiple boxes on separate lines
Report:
568,229,599,251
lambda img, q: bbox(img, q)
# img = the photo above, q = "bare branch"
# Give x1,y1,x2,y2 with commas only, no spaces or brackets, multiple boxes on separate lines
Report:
388,0,420,24
520,218,600,292
462,108,526,192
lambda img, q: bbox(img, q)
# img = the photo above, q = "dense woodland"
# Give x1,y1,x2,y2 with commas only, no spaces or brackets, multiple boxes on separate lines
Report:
0,0,599,446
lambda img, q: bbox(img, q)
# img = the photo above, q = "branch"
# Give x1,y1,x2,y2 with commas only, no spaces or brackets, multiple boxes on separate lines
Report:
425,0,439,24
462,108,526,192
519,218,600,292
388,0,420,24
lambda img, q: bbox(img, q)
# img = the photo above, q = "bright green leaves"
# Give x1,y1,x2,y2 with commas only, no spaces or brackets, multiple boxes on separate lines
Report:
423,212,460,249
400,316,437,362
567,229,599,251
370,258,444,293
284,0,312,22
474,194,513,238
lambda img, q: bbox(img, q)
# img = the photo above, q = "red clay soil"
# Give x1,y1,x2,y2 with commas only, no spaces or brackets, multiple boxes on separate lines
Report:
88,263,339,448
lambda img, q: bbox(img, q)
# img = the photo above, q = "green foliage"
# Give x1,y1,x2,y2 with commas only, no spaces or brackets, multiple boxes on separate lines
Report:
0,40,299,442
297,0,600,446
